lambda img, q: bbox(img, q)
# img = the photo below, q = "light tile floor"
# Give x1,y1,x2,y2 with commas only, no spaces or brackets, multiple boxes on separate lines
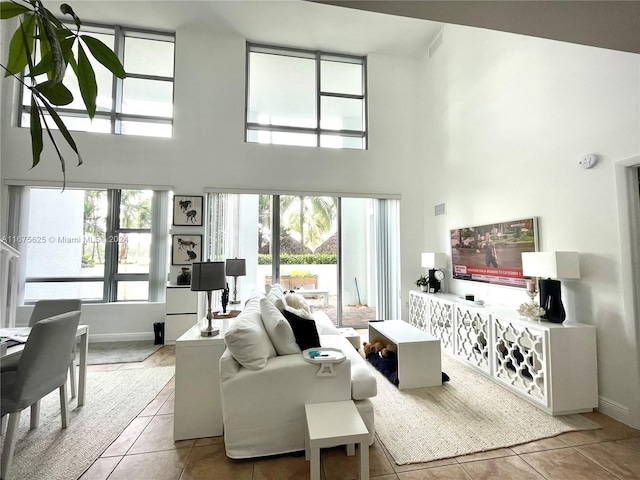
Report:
79,342,640,480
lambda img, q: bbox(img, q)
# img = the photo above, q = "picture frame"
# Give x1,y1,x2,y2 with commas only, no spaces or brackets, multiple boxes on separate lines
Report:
171,234,203,265
173,195,203,226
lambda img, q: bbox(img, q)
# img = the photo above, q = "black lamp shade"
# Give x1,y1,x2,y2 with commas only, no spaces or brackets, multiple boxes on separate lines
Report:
190,261,226,291
226,258,246,277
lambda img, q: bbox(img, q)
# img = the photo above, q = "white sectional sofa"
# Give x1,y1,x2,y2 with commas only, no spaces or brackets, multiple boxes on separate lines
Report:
219,285,377,459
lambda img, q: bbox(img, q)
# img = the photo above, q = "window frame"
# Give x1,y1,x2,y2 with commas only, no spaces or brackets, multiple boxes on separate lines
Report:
23,187,152,303
245,43,368,149
18,22,176,137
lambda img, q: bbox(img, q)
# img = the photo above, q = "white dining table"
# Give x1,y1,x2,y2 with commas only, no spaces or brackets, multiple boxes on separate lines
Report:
0,324,90,406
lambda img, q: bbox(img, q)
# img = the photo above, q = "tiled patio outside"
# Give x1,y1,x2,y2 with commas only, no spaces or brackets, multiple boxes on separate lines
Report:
306,295,377,329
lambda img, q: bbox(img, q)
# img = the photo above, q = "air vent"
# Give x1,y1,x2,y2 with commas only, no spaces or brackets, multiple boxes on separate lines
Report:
429,31,443,58
434,203,446,216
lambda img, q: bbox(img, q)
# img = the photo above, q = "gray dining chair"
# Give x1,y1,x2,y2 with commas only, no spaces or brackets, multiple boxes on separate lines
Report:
0,299,81,397
0,310,81,480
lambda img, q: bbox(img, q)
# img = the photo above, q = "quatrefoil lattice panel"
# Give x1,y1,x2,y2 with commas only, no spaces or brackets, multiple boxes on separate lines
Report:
428,298,453,351
493,318,547,405
454,306,490,373
409,293,429,331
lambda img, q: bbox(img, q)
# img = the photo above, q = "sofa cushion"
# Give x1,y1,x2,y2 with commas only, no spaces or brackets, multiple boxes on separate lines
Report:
267,284,286,312
312,311,340,335
320,334,377,400
283,307,321,351
224,298,277,370
260,298,301,355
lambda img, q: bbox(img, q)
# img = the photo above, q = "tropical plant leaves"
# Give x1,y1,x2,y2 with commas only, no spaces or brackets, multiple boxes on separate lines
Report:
0,2,31,20
34,79,73,105
40,99,83,166
29,96,43,168
1,0,124,187
81,35,126,79
59,3,80,31
5,12,36,76
76,43,97,117
0,1,30,19
31,35,74,78
34,0,65,83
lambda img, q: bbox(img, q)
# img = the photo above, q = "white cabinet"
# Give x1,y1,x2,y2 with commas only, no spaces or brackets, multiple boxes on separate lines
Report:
165,285,199,345
453,302,491,375
174,324,225,440
409,290,598,415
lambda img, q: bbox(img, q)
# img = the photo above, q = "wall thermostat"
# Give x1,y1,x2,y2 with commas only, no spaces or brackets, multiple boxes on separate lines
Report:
579,154,598,169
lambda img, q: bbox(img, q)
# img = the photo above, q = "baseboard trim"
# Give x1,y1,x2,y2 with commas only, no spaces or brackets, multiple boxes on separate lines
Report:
597,396,635,427
89,332,155,343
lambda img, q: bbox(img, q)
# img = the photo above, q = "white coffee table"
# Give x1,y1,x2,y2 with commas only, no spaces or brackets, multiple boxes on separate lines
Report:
305,400,369,480
368,320,442,389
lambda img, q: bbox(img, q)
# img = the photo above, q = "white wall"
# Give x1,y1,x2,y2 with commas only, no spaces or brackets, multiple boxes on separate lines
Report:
15,302,165,342
421,25,640,427
1,25,423,339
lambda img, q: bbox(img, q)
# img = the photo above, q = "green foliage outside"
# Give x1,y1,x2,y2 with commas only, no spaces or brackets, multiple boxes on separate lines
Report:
258,253,337,265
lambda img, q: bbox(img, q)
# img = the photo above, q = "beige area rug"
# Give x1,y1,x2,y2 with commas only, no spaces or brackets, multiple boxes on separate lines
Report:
1,366,174,480
371,355,600,465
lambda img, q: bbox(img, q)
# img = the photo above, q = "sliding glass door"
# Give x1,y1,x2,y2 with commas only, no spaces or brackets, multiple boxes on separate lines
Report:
341,197,377,327
207,192,399,326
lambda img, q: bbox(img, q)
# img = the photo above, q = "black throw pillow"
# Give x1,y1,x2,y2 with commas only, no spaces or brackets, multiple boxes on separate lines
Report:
282,308,321,351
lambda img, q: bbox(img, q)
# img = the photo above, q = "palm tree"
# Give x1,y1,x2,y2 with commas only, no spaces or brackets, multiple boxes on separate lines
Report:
281,196,336,251
83,190,106,264
258,195,272,253
118,190,152,262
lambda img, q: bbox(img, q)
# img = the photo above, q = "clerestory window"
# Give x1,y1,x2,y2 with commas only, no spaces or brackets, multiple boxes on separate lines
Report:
19,24,175,138
246,43,367,149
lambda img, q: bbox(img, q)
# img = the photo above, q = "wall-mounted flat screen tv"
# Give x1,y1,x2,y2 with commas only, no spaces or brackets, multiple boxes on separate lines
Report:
450,217,538,288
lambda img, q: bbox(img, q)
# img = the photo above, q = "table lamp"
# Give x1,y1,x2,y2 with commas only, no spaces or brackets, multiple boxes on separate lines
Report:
191,261,226,337
225,258,246,304
421,253,447,293
521,251,580,323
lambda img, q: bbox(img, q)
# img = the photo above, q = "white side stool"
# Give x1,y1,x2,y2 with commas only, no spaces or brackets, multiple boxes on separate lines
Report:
337,327,361,350
305,400,369,480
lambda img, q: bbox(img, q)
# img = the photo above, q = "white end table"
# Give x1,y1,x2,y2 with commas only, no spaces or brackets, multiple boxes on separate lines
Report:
305,400,369,480
337,327,361,350
174,323,226,440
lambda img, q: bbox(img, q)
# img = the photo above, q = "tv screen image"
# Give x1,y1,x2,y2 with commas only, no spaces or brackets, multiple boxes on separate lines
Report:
450,217,538,288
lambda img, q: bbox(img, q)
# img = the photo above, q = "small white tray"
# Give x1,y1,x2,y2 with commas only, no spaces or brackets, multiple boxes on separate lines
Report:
302,347,346,376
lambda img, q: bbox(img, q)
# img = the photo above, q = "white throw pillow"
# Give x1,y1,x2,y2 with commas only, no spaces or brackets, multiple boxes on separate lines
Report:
267,284,286,311
224,299,277,370
284,292,311,313
260,298,301,355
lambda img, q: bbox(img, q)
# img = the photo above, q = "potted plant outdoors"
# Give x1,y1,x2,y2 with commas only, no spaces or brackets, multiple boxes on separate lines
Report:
416,275,429,292
290,269,318,290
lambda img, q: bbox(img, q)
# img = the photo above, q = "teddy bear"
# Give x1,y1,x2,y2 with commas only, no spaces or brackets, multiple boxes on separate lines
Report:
362,338,385,356
381,342,397,359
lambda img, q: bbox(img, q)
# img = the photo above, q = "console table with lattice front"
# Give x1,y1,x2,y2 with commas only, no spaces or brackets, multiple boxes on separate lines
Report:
409,290,598,415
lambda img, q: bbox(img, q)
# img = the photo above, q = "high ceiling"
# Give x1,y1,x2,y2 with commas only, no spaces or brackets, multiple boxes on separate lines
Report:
312,1,640,54
39,1,640,59
42,0,443,58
